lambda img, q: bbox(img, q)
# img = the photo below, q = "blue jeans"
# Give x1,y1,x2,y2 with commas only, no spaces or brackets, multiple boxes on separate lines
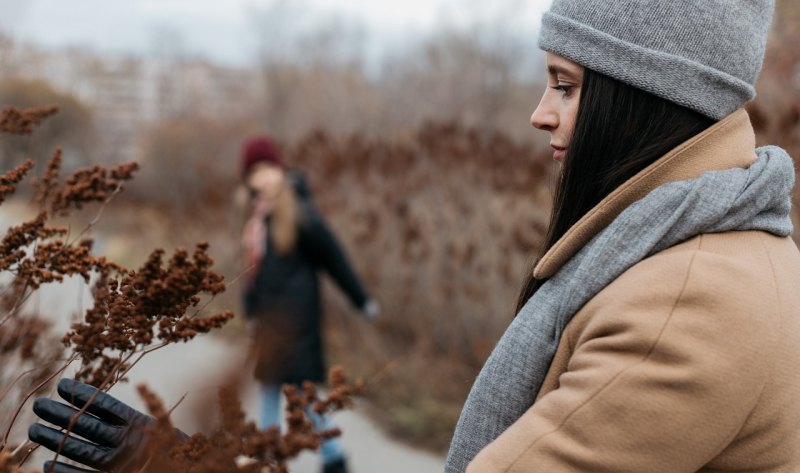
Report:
260,383,345,465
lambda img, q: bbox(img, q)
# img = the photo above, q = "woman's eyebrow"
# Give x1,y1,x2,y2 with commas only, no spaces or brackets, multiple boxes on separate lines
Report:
547,64,578,77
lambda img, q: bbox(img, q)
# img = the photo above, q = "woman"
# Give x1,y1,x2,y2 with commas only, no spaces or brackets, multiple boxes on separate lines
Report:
446,1,800,472
240,136,378,473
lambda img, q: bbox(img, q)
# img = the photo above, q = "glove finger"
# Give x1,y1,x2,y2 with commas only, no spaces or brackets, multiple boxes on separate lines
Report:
29,423,111,471
42,460,99,473
33,398,123,447
57,379,142,426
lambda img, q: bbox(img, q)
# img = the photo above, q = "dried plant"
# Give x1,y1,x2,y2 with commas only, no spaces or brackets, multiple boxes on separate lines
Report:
63,242,233,387
0,102,363,473
0,104,243,472
0,105,58,135
135,366,363,473
0,161,33,206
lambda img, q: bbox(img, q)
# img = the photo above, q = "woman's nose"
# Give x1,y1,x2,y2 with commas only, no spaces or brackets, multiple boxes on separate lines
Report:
530,97,557,131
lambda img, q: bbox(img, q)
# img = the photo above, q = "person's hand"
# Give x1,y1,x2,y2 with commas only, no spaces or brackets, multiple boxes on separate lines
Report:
28,378,186,473
362,299,381,321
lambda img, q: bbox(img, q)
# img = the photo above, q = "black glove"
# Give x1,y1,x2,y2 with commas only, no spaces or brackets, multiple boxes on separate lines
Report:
28,378,185,473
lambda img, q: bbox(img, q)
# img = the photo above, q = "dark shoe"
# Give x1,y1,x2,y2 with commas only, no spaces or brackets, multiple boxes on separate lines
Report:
322,457,349,473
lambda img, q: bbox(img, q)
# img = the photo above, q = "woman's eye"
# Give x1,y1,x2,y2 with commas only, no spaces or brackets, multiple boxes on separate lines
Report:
551,84,573,95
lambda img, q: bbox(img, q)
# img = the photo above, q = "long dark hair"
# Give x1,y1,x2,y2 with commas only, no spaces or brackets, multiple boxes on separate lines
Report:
515,68,714,312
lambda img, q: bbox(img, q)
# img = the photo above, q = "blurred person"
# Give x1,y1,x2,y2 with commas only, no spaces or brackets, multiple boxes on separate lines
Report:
240,136,379,473
445,1,800,472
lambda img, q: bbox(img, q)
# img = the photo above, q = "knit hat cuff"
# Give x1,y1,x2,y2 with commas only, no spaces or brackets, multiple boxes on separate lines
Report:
538,12,756,120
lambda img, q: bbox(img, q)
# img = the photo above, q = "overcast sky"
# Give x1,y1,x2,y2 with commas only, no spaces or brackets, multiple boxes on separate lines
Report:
0,0,553,66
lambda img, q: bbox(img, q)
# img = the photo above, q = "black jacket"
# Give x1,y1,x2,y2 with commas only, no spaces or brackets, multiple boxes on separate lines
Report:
244,178,368,384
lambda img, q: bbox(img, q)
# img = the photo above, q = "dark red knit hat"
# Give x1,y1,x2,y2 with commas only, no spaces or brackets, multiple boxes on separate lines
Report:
241,136,285,177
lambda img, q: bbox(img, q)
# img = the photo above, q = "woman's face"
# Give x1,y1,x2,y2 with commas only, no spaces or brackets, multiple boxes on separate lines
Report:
247,163,285,216
530,53,584,161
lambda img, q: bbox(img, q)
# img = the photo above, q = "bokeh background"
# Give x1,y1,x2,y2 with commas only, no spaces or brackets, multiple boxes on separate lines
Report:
0,0,797,462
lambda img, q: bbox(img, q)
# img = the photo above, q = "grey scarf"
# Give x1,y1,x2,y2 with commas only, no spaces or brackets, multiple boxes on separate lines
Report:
445,146,795,473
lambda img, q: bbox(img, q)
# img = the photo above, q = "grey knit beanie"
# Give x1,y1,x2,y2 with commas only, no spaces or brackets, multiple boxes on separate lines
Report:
538,0,775,120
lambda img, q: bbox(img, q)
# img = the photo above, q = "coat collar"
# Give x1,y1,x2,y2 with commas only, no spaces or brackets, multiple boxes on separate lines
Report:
533,108,758,280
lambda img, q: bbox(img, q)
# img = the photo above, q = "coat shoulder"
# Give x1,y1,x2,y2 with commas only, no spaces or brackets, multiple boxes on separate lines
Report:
568,230,792,375
543,230,792,399
593,230,790,323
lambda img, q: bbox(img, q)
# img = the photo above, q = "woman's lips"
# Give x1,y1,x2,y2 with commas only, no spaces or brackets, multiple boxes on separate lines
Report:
551,146,566,161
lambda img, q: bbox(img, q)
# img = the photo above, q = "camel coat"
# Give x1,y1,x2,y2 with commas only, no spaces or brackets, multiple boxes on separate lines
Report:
468,109,800,472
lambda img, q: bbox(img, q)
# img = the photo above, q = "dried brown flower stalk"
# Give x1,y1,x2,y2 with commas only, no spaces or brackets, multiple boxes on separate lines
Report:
31,149,61,209
0,161,33,206
135,366,363,473
0,105,58,135
0,133,135,456
51,162,139,215
0,104,236,470
63,242,233,387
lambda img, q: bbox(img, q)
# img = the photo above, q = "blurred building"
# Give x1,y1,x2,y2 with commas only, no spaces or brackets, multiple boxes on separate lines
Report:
1,40,262,162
